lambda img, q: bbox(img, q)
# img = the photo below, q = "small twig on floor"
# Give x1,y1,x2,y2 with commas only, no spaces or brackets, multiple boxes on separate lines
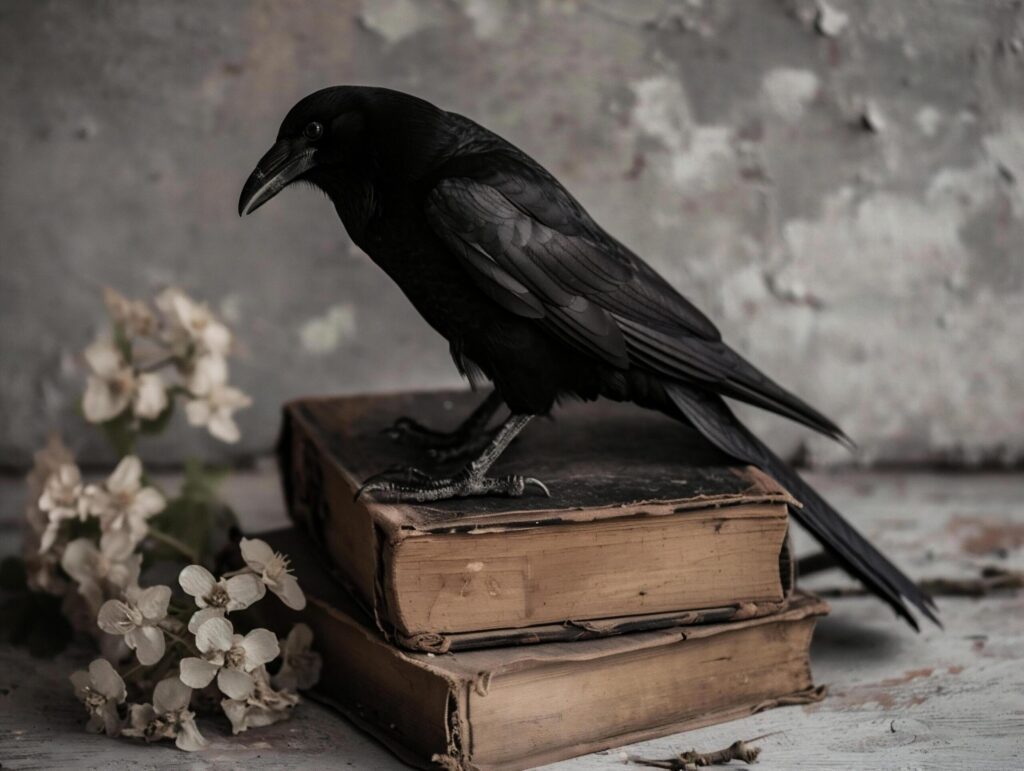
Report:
817,566,1023,599
626,734,773,770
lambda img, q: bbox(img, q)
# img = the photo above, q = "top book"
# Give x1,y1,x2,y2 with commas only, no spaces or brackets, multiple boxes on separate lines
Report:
279,390,797,651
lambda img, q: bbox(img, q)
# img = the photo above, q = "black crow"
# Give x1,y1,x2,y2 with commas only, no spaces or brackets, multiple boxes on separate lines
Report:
239,86,937,628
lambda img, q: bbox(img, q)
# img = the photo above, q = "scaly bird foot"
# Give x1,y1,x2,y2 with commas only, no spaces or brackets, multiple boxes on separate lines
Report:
355,465,550,503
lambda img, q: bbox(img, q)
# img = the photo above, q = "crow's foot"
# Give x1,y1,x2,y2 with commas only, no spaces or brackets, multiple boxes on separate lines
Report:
355,465,550,503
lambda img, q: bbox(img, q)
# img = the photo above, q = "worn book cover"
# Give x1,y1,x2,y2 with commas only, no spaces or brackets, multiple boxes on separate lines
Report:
255,527,827,771
278,390,799,651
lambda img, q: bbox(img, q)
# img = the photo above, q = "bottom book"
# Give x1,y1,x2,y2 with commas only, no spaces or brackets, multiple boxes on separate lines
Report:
255,529,829,771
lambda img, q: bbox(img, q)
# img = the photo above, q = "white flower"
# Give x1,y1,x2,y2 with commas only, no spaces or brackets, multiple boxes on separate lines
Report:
97,584,171,665
123,677,208,752
222,665,299,735
133,372,169,420
240,538,306,611
23,435,76,593
184,355,251,443
179,617,279,700
37,463,87,554
179,564,265,633
272,623,321,692
156,287,232,359
70,658,126,736
82,338,168,422
61,531,142,614
84,456,165,545
104,287,157,338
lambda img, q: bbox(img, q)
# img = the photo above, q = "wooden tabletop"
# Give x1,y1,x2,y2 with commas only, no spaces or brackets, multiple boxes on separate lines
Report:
1,466,1022,769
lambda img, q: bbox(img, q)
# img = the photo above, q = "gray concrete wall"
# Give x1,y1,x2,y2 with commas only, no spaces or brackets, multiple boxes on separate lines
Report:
1,0,1022,469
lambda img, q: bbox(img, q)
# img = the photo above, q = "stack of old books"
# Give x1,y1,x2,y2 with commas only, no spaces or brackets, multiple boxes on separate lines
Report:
263,390,827,770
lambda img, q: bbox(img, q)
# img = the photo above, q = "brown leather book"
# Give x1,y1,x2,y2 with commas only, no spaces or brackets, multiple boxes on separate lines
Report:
256,527,826,771
279,390,798,652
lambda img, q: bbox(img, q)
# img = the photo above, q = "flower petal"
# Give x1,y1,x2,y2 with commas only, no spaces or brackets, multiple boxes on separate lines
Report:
83,377,127,423
190,355,228,392
224,573,265,610
175,718,209,752
188,607,226,635
125,703,156,734
133,373,168,419
195,615,234,653
185,399,212,427
107,456,142,495
287,622,314,652
97,599,135,635
134,585,171,622
221,698,249,734
153,676,192,713
61,538,100,585
274,574,307,611
179,657,219,689
179,565,217,601
240,628,279,670
239,538,274,573
89,658,126,702
131,487,166,518
208,411,241,443
217,667,255,700
99,529,135,561
70,670,92,700
100,701,123,737
84,339,123,377
203,322,232,357
128,625,165,666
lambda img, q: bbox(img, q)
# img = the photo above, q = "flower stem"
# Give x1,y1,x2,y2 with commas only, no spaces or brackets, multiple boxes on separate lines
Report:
220,567,255,579
122,662,146,680
147,528,200,564
163,628,200,656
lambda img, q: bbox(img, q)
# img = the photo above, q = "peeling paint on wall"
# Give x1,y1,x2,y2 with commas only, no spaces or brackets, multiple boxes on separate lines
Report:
299,304,357,355
1,0,1022,467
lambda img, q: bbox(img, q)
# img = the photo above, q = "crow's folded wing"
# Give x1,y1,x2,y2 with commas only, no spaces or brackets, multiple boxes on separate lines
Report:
425,170,845,439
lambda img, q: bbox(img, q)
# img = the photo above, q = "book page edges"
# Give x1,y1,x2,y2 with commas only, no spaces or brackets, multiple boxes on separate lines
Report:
301,590,826,771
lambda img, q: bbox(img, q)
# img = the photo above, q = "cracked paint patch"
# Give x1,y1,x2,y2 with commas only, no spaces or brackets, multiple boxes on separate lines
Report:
359,0,434,44
299,304,357,355
629,75,734,189
454,0,506,40
761,68,820,122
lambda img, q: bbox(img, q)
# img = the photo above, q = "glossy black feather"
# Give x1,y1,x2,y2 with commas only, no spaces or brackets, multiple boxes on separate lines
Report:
260,86,936,628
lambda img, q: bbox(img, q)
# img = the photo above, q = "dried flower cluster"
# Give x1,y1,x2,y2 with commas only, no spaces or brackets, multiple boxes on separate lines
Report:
73,538,318,749
15,287,319,753
84,287,251,443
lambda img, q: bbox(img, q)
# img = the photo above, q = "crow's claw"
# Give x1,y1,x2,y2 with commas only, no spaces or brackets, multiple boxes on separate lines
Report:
355,468,551,504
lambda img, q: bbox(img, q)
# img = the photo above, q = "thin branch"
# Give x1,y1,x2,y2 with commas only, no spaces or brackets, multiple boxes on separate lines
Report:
146,528,200,565
627,735,774,770
817,566,1023,599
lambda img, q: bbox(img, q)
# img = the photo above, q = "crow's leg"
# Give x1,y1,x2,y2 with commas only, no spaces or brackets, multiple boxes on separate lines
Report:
357,414,549,503
382,390,505,462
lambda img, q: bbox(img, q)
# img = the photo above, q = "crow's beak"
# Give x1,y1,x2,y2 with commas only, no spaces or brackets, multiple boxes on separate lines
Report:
238,139,317,216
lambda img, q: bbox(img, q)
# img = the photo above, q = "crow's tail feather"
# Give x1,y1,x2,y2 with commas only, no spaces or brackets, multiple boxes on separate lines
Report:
665,383,939,630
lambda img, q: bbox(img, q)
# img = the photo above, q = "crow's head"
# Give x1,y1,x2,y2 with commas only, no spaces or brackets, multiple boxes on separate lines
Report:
238,85,449,216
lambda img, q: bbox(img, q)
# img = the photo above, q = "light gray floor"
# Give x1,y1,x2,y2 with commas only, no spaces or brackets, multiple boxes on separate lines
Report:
1,467,1022,770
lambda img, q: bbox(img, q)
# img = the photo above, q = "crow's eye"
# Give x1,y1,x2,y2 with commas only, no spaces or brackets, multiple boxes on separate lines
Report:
304,121,324,141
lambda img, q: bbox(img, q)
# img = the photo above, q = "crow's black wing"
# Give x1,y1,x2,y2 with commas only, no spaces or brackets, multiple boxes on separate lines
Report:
425,160,846,439
424,154,938,628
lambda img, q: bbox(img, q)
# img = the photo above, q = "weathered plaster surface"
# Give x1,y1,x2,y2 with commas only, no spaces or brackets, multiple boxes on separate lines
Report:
0,0,1022,466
